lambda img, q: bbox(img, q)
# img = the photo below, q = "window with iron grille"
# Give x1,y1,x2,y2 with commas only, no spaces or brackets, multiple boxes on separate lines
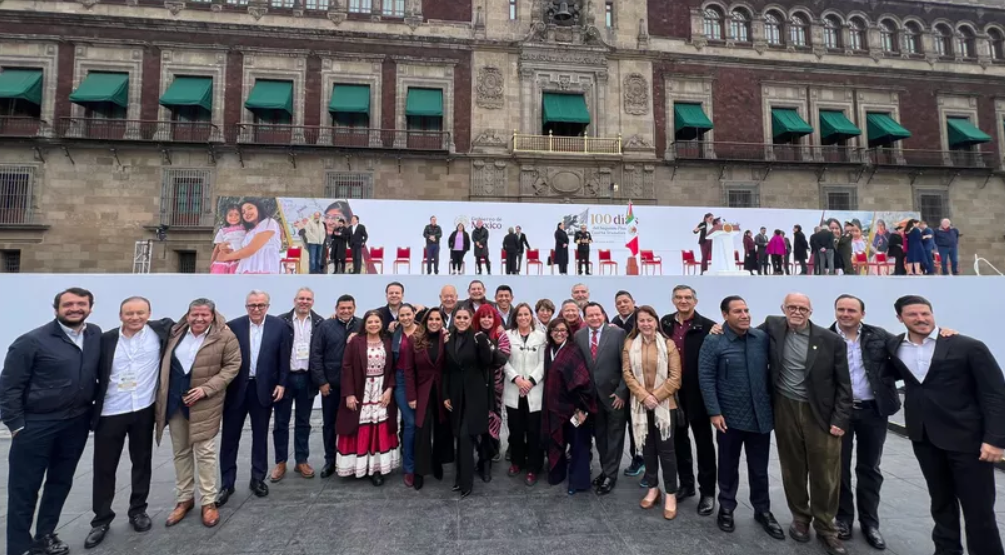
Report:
0,166,34,225
176,251,197,274
723,185,760,208
1,250,20,273
161,169,212,227
916,190,950,224
382,0,404,17
304,0,329,9
325,172,374,199
823,187,858,211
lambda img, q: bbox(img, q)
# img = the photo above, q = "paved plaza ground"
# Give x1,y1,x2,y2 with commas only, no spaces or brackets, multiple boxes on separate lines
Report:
2,413,1003,555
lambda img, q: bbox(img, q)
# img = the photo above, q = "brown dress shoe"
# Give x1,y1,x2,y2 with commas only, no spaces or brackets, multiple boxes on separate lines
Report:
640,491,661,509
269,462,287,483
818,535,849,555
165,500,194,527
294,462,315,479
201,505,220,528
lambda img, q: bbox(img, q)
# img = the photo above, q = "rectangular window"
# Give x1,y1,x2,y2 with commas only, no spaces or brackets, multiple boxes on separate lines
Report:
176,251,197,274
304,0,329,8
162,169,211,227
270,0,294,7
509,0,517,20
605,1,614,28
348,0,371,12
325,172,374,199
824,188,858,211
0,165,34,225
382,0,404,16
226,0,249,4
916,190,949,224
1,250,20,273
723,185,760,208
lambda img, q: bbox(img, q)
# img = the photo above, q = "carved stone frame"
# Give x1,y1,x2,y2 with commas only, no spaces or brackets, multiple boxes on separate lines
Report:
0,43,58,137
319,57,382,146
157,48,228,142
240,52,307,142
520,69,602,136
808,87,857,161
762,84,810,161
856,90,906,165
394,61,455,152
664,75,714,160
69,46,144,138
937,94,980,165
994,98,1005,166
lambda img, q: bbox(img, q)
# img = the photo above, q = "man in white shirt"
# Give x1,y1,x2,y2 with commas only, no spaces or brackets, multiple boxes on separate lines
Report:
85,297,175,549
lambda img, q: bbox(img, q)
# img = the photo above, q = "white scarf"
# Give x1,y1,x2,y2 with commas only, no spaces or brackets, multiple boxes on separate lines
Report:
628,334,673,448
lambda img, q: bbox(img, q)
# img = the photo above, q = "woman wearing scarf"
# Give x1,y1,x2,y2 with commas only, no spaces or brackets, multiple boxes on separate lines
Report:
391,304,420,487
474,303,510,477
401,308,453,490
622,305,682,519
444,307,495,497
541,318,596,495
503,303,547,486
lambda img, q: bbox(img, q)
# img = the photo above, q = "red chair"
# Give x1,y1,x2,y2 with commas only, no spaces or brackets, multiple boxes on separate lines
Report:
870,253,890,275
640,250,662,275
393,247,411,274
574,249,593,275
852,252,869,275
933,251,942,271
681,250,700,275
734,250,743,270
369,246,384,274
501,248,507,270
525,248,543,275
281,247,302,274
598,249,617,275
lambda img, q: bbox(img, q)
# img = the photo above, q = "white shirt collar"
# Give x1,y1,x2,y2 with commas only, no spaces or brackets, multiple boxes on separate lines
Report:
59,321,86,337
902,326,940,345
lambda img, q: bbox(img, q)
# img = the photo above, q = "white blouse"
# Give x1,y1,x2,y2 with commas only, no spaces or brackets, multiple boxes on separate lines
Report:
502,328,548,412
236,218,282,274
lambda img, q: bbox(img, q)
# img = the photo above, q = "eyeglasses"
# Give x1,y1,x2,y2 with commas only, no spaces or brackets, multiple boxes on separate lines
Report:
784,305,811,314
246,304,269,310
552,329,569,335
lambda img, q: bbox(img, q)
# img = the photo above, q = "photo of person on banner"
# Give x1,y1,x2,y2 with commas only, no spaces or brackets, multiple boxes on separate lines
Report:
214,198,284,274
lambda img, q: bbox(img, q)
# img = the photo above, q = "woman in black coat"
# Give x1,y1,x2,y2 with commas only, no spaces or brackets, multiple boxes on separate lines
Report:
447,223,471,275
553,222,570,275
889,227,906,275
792,225,809,275
443,306,495,497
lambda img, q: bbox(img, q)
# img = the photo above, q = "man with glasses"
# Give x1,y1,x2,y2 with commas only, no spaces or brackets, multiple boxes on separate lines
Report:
218,290,291,506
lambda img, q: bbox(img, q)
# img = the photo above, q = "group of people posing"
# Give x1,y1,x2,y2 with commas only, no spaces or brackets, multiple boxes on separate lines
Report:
2,281,1003,555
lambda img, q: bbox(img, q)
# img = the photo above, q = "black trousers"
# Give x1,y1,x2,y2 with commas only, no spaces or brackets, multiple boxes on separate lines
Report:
321,385,340,465
454,411,492,493
642,410,678,493
91,405,156,528
757,249,769,274
593,401,627,480
913,437,1004,555
505,252,518,275
837,402,888,529
220,382,272,489
449,251,464,273
674,396,717,496
415,390,453,477
796,257,808,275
475,249,491,274
426,244,440,275
506,398,542,473
351,246,363,274
7,414,90,555
624,402,640,460
577,248,591,275
332,249,346,274
716,428,771,513
771,254,784,274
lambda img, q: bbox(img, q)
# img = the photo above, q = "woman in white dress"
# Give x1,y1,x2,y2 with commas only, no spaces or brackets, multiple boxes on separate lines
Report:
217,199,283,274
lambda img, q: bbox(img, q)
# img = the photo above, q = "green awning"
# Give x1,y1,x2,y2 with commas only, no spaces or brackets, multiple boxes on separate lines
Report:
674,103,714,133
866,113,912,146
244,80,293,115
0,69,43,105
328,84,370,114
159,76,213,112
69,72,129,107
771,107,813,140
542,93,590,124
405,88,443,117
947,117,991,147
819,110,861,140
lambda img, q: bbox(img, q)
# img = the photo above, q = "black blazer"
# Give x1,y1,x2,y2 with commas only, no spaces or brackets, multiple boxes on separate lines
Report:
661,311,716,418
92,318,174,429
760,316,852,432
809,229,834,252
793,231,809,261
886,333,1005,453
827,322,900,417
226,315,292,408
349,224,368,248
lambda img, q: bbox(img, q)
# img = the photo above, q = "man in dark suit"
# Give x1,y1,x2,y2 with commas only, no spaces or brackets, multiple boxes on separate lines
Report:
85,297,174,549
423,216,443,275
472,219,490,275
810,226,835,275
460,280,494,314
310,294,360,478
369,281,405,332
218,290,291,506
829,295,899,550
329,218,349,274
611,291,644,479
349,215,368,274
574,302,628,495
514,225,531,273
760,293,851,555
574,224,593,275
2,288,100,555
887,295,1004,555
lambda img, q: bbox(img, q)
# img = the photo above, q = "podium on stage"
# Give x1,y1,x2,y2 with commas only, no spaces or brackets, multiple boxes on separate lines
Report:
705,223,747,276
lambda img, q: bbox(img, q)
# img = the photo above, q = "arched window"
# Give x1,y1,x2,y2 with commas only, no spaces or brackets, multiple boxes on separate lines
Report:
730,9,751,42
703,6,725,40
903,21,922,54
849,17,866,50
824,15,842,49
880,20,899,53
765,11,783,45
934,24,954,56
958,26,977,58
989,28,1005,60
789,13,809,46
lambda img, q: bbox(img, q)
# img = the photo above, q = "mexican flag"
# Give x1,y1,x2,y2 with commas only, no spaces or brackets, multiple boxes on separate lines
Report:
624,201,639,256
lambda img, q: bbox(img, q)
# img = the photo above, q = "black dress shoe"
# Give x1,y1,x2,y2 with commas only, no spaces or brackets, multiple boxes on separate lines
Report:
413,474,424,490
371,473,385,487
697,495,715,516
754,511,785,540
591,474,606,487
862,526,886,550
250,479,269,497
84,526,109,549
717,509,735,532
39,533,69,555
129,513,152,533
596,477,616,495
675,486,696,501
789,521,811,543
216,486,236,507
451,483,461,492
835,520,852,540
320,463,337,479
480,462,493,483
460,488,472,499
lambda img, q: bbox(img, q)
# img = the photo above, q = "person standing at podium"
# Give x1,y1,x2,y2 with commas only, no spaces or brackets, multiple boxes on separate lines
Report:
694,213,714,274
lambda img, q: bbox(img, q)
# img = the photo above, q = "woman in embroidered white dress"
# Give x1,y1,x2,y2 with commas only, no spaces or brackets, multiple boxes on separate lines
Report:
216,199,282,274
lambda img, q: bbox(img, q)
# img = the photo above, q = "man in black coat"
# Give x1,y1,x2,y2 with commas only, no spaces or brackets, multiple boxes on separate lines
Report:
514,225,531,273
661,285,717,516
472,219,490,275
349,215,368,274
423,216,443,275
810,225,835,275
793,225,809,275
2,288,101,555
85,297,174,548
328,218,350,274
503,228,519,275
310,294,360,478
887,295,1004,555
574,224,593,275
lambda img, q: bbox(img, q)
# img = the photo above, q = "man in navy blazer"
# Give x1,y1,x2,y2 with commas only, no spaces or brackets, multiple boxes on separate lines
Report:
218,290,291,506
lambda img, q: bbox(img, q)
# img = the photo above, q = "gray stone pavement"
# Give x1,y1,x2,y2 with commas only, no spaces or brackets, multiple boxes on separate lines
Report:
2,413,1003,555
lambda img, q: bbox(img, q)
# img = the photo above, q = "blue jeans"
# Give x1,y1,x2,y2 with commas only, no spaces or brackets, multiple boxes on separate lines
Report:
394,369,416,473
307,243,323,274
940,246,959,275
272,372,316,464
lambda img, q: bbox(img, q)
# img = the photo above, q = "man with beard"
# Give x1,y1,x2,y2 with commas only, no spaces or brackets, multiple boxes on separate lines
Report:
2,288,101,555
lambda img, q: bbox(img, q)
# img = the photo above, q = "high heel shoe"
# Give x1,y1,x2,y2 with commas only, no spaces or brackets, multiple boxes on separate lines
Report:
640,491,661,510
663,498,678,520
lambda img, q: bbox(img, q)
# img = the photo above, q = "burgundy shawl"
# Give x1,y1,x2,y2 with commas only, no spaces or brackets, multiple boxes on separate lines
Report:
542,342,596,471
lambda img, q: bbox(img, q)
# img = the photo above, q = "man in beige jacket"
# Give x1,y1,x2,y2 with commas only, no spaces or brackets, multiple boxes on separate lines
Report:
154,298,240,528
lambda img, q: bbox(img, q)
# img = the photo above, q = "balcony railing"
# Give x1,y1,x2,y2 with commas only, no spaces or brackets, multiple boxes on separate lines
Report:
56,118,222,143
232,124,451,151
866,147,997,168
672,141,861,163
513,131,622,155
0,117,48,138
